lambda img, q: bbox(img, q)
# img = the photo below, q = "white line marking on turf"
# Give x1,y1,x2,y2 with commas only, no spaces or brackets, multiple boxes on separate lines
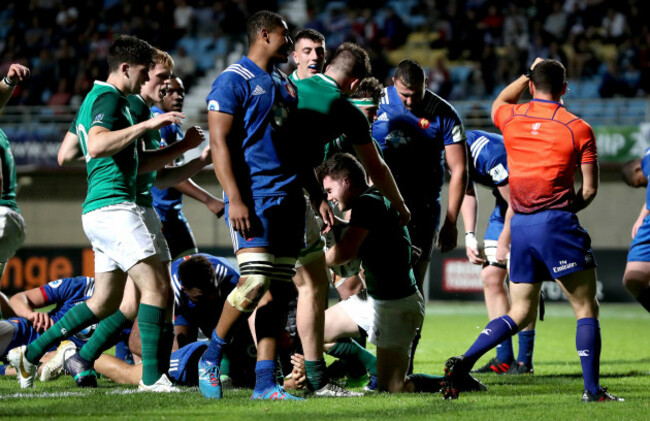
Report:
0,387,195,399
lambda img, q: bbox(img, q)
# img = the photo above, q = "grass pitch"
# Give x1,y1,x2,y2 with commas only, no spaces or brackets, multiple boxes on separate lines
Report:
1,302,648,420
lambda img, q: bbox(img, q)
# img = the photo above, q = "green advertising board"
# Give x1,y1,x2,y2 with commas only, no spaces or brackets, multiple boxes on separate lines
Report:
593,124,649,163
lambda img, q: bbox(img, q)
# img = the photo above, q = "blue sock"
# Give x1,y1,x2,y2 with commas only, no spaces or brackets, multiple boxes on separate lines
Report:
576,318,600,394
465,316,518,365
517,330,536,366
0,365,6,375
495,336,514,363
254,359,276,392
203,330,227,364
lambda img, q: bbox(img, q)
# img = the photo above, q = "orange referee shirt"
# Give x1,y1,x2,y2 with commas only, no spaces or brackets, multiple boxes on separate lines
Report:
494,99,597,214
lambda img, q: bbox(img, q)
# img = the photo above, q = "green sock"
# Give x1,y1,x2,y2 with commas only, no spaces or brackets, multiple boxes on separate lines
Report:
158,322,174,374
407,373,445,393
221,353,231,377
327,338,378,376
79,311,130,362
138,303,165,386
304,359,328,391
26,302,99,364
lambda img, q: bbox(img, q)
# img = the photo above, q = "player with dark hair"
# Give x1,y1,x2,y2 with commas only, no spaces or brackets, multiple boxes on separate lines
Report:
621,154,650,314
201,10,313,401
372,58,467,373
151,75,225,260
442,58,622,402
12,35,184,391
291,29,326,81
461,130,536,375
318,153,485,394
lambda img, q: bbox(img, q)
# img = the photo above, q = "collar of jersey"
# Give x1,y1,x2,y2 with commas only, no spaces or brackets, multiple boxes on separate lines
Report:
240,55,270,76
94,80,123,95
530,98,563,106
314,73,339,88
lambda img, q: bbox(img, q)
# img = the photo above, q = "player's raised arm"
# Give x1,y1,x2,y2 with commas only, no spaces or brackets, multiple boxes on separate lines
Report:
491,57,545,123
0,63,30,109
137,124,202,173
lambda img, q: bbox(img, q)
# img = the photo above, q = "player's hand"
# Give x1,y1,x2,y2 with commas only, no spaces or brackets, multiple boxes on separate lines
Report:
183,126,205,149
28,311,53,333
228,198,251,237
465,232,484,265
199,145,212,163
438,220,458,253
632,216,644,239
313,199,334,234
496,239,510,264
394,202,411,226
530,57,545,71
290,353,306,389
206,196,225,218
147,111,185,130
6,63,30,84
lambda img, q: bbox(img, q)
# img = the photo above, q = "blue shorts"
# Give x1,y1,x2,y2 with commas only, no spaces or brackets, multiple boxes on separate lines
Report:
510,210,596,284
168,341,207,386
225,194,305,257
628,216,650,262
161,211,198,259
484,195,508,242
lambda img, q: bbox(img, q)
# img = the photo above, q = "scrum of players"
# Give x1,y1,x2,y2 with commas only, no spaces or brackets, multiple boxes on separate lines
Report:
1,9,646,403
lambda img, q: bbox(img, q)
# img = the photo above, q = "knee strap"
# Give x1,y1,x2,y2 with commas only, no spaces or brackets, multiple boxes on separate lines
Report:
227,253,274,312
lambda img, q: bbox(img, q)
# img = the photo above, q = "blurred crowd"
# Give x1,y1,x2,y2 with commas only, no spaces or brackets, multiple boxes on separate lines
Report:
0,0,648,107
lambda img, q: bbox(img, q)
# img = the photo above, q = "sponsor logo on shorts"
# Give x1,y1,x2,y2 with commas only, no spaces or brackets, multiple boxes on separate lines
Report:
553,260,577,273
578,349,589,357
584,254,593,263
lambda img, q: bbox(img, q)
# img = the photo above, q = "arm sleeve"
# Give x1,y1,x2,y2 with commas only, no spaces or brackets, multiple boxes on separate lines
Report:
439,106,466,146
493,104,514,130
206,74,242,115
371,107,390,151
573,120,598,164
483,142,509,186
90,93,124,130
339,101,373,145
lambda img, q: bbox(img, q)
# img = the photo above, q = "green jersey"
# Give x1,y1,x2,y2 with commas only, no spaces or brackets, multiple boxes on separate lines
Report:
127,94,160,207
348,187,417,300
293,74,373,167
72,81,138,214
0,129,19,212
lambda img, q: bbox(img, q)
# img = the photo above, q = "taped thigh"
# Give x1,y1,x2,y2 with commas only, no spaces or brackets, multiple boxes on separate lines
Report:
227,253,274,312
484,240,507,269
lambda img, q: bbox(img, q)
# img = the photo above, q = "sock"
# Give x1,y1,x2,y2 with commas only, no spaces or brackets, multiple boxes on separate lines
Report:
304,359,328,391
517,330,536,366
576,317,600,394
25,302,99,364
327,338,377,376
138,303,165,386
465,315,518,365
254,359,276,392
79,311,130,362
220,353,231,377
158,322,174,374
495,336,514,363
203,330,227,365
407,373,445,393
0,364,6,375
637,287,650,313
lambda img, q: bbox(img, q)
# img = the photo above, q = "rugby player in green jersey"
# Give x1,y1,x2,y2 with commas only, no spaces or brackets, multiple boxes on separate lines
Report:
13,36,185,392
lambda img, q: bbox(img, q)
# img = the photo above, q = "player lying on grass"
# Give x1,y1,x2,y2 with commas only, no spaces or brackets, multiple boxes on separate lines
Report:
1,276,130,381
317,153,486,394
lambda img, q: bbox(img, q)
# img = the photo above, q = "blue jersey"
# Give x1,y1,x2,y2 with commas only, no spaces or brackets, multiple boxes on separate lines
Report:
171,254,240,335
40,276,97,343
205,56,300,200
372,86,465,204
150,105,185,221
466,130,509,189
642,147,650,211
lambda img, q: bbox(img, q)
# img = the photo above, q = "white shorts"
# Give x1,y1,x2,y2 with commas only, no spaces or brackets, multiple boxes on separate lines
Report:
82,202,158,273
369,291,425,355
484,239,510,268
138,205,171,263
296,196,325,268
340,291,374,334
0,207,25,262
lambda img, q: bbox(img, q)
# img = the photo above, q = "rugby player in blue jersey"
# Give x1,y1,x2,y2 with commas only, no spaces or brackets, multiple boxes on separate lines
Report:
462,130,536,375
151,76,225,259
621,151,650,314
372,59,467,372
